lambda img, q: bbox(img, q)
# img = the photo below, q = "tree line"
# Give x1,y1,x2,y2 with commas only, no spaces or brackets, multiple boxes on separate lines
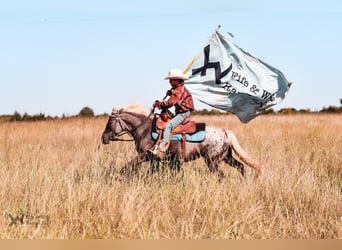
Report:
1,101,342,122
0,106,98,122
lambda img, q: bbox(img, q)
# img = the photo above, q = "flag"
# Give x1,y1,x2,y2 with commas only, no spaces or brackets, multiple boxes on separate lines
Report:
184,27,292,123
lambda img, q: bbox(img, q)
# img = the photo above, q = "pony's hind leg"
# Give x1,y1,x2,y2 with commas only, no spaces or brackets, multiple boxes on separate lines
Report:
224,147,245,177
203,157,225,181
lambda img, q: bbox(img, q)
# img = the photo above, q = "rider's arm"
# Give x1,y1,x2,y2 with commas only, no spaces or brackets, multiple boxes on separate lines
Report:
160,86,182,108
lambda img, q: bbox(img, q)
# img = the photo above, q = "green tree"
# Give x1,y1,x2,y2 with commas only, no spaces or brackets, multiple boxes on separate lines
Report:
10,111,22,121
78,106,95,117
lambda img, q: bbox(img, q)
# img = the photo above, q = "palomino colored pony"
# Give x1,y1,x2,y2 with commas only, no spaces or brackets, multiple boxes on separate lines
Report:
101,103,262,178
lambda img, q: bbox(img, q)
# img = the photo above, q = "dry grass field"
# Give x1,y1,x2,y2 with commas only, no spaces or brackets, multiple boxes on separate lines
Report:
0,113,341,239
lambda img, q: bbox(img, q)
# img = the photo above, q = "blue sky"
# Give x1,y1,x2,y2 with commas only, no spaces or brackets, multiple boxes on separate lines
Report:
1,0,342,116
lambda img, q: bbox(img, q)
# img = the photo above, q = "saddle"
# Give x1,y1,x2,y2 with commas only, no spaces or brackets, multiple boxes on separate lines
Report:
151,111,206,157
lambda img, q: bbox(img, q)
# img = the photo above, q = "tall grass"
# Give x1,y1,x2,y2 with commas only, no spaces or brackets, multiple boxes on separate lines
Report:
0,114,341,239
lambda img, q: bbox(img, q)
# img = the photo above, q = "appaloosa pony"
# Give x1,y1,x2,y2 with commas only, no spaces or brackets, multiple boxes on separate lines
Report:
101,103,262,178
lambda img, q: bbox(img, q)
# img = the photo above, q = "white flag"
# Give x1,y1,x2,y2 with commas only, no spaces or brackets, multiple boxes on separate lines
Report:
185,27,292,123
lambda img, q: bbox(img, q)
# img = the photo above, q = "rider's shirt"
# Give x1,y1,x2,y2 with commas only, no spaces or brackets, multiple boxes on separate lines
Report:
160,84,194,114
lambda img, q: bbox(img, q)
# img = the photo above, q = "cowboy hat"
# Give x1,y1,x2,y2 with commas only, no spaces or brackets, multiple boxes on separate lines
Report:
163,68,189,80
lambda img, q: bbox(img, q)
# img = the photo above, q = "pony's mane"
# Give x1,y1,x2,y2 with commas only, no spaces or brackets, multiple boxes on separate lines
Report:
112,103,151,116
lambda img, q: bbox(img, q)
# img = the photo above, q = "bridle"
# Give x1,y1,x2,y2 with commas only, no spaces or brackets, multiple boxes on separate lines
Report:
108,109,154,141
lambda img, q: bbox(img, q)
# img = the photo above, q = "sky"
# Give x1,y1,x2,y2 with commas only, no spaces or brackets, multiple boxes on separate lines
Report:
1,0,342,116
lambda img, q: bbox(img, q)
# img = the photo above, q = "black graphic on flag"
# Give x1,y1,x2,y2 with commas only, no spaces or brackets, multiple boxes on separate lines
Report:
191,45,232,84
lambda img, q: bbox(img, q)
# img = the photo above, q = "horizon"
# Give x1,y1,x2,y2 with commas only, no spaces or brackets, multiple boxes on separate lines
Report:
1,101,341,117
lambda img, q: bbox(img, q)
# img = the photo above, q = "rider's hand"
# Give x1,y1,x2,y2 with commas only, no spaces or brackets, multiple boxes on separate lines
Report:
166,89,173,96
153,100,161,109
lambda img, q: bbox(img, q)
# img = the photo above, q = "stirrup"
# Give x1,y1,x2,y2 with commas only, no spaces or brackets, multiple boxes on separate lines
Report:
147,144,159,156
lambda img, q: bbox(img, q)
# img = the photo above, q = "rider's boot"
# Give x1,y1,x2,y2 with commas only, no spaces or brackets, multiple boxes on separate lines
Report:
156,141,169,159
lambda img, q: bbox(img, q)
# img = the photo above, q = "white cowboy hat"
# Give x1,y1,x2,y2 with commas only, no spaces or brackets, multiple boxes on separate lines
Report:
163,68,189,80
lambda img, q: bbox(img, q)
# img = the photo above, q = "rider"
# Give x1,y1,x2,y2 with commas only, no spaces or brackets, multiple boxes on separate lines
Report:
153,68,195,158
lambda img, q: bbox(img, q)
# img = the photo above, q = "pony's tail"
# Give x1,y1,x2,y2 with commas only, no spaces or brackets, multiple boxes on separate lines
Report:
225,130,262,174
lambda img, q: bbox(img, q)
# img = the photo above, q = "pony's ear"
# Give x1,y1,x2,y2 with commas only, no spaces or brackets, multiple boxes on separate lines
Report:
110,107,123,116
111,107,119,114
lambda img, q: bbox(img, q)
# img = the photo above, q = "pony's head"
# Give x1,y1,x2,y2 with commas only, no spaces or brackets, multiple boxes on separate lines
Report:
101,103,150,144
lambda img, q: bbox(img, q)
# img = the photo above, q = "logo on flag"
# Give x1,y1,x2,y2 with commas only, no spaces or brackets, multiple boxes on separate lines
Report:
184,26,292,123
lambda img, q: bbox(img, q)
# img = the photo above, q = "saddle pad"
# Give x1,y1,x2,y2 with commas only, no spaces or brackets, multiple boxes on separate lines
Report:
152,131,205,142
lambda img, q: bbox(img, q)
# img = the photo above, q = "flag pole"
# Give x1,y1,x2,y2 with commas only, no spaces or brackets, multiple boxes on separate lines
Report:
183,57,195,74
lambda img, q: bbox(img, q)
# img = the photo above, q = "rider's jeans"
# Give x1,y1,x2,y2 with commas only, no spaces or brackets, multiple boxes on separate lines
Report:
161,111,190,143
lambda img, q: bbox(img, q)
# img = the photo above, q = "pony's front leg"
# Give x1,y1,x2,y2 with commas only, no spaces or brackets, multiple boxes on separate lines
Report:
119,153,149,175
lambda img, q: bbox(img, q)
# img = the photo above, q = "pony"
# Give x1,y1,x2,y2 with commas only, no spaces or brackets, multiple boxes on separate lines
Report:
101,103,262,178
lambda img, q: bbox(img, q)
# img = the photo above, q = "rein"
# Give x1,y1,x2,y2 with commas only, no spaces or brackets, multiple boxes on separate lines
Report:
109,108,154,141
